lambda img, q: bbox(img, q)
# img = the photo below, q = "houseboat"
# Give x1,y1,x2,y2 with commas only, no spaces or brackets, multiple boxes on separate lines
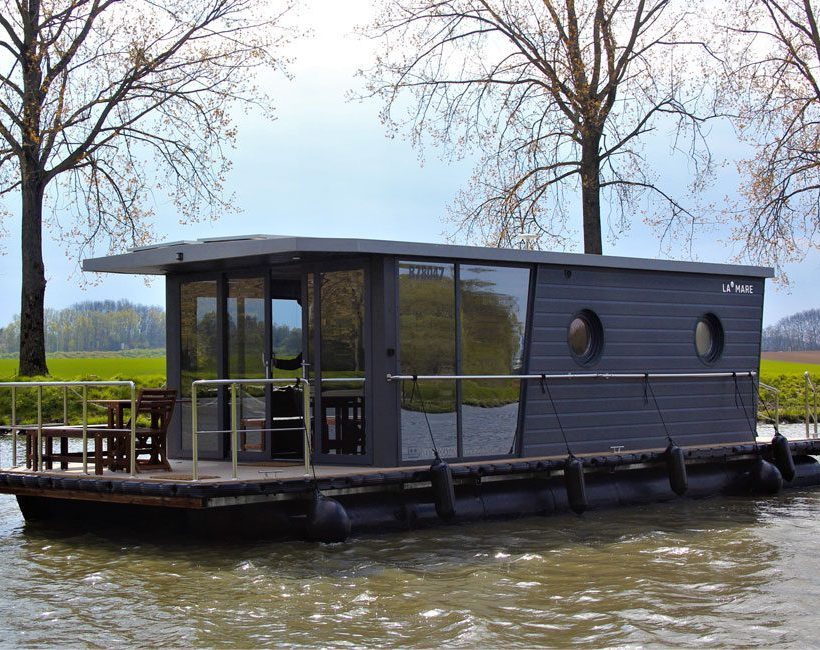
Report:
2,235,819,542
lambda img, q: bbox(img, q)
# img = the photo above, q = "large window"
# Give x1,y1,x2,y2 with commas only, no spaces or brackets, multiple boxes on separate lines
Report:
399,262,457,461
227,278,265,379
399,261,530,461
317,269,367,456
180,280,219,453
461,265,530,457
227,278,266,452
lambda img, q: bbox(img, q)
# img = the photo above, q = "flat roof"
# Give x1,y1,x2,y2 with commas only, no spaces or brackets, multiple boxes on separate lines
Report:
82,234,774,278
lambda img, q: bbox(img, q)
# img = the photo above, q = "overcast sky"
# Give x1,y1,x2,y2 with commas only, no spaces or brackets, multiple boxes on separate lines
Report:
0,0,817,327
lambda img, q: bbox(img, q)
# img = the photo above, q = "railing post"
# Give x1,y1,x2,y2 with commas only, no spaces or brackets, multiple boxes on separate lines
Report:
82,385,88,474
230,382,238,480
129,382,136,477
10,386,16,467
83,384,88,474
302,378,311,477
63,386,68,425
191,383,199,482
36,386,43,472
807,372,811,439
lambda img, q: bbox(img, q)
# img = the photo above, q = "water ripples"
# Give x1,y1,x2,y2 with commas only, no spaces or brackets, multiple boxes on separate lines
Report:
2,484,820,646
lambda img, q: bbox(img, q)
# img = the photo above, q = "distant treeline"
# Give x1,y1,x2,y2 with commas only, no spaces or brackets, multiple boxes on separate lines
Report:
0,300,165,354
762,308,820,351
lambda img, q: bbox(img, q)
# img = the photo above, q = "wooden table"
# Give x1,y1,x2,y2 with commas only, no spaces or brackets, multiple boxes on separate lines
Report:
90,399,133,429
21,424,121,475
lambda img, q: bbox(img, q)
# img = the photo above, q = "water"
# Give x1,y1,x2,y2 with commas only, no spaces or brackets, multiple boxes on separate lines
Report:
2,440,820,647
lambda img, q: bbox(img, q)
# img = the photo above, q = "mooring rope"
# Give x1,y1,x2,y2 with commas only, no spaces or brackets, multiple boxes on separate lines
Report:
409,375,442,461
540,374,573,456
643,374,676,446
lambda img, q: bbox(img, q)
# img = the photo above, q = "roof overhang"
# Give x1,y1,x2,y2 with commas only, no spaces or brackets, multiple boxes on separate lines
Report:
82,234,775,278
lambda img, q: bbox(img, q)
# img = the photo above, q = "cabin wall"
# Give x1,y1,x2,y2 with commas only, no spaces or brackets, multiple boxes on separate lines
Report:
520,265,764,457
166,276,183,457
369,256,400,466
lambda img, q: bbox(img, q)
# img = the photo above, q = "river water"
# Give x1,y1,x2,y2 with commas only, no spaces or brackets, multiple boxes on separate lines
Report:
2,439,820,647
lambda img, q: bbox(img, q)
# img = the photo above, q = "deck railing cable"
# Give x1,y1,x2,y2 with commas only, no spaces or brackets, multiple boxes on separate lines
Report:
387,371,765,451
806,372,818,439
0,380,137,475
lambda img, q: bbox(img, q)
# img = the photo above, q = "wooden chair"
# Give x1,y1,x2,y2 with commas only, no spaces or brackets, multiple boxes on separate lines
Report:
109,388,176,473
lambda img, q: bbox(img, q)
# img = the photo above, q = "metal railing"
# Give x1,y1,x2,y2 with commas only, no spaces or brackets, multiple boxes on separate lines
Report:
806,372,818,439
0,380,137,475
386,371,759,382
758,381,780,431
191,378,311,481
387,370,766,444
189,376,366,481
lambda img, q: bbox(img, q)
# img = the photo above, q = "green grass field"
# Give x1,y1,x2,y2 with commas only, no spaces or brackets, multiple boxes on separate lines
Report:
0,356,165,380
760,358,820,377
0,354,814,423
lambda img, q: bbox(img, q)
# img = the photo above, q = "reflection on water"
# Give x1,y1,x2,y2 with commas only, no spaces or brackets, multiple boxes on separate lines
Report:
2,484,820,646
2,437,820,647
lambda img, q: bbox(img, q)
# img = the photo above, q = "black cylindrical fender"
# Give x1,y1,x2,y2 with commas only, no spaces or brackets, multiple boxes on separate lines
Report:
305,493,351,543
771,433,796,482
749,457,783,495
666,443,688,496
429,458,456,520
564,456,588,514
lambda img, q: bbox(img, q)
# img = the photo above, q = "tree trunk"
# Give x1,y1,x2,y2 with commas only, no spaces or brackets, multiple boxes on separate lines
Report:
19,173,48,376
18,0,48,376
580,136,603,255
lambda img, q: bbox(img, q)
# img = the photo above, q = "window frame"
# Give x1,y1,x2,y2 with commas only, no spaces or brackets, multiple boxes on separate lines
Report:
396,257,533,463
694,312,725,365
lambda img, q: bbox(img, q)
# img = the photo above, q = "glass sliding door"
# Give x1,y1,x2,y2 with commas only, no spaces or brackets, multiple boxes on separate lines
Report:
269,277,304,459
315,268,368,460
227,277,267,459
180,279,220,457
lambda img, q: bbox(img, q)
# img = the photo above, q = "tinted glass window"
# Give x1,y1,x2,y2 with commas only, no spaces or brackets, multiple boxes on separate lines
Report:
568,317,591,357
227,278,265,379
399,262,457,460
460,265,530,457
696,313,724,363
567,309,603,365
179,280,219,453
180,280,218,393
318,269,367,455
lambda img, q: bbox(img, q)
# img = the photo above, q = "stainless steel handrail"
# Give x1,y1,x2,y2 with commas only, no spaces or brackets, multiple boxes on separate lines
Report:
190,376,367,481
758,381,780,432
191,377,312,482
806,372,818,439
0,380,137,475
386,371,758,381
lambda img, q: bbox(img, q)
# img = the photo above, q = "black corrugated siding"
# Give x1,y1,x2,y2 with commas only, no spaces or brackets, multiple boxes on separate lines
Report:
521,265,764,456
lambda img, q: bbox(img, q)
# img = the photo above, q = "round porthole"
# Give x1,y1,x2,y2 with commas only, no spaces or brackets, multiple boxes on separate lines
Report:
568,309,603,365
695,313,724,363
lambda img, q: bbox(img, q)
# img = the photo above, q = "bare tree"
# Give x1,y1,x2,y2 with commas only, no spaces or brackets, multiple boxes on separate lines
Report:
717,0,820,277
362,0,715,254
0,0,294,375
